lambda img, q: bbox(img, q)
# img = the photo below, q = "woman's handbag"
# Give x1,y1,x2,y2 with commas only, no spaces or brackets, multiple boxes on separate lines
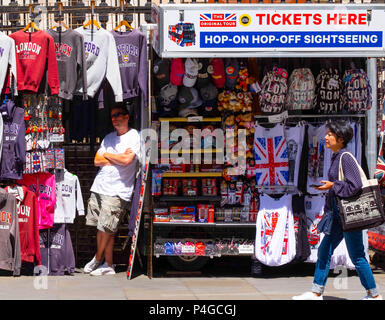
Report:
337,152,385,232
375,100,385,187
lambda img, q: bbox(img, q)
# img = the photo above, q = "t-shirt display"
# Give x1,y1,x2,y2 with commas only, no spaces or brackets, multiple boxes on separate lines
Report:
284,124,305,187
54,169,85,224
253,124,289,186
255,194,295,266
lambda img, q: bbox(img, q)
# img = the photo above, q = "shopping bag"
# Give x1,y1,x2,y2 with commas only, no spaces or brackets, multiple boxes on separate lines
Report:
375,100,385,187
337,152,385,232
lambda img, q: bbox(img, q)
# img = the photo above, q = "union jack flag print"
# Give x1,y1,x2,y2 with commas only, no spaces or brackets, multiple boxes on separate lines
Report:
199,13,237,27
253,128,289,186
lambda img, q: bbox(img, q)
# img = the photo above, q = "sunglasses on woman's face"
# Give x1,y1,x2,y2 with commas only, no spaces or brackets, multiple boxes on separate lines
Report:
111,112,127,118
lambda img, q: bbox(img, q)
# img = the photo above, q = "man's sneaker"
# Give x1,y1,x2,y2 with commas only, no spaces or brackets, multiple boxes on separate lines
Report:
292,292,323,300
83,256,102,274
89,262,116,276
361,294,383,300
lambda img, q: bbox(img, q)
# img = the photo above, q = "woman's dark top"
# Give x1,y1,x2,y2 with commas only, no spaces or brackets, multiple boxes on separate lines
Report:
325,148,363,212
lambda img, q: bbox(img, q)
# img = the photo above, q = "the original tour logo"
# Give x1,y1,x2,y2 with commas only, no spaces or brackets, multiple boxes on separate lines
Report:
200,13,237,27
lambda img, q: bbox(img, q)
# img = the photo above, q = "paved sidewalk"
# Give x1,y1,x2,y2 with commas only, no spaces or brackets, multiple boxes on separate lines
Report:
1,263,385,300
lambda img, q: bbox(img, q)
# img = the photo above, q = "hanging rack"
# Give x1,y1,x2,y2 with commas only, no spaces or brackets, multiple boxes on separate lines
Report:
52,2,69,31
83,0,101,30
22,4,39,32
114,0,133,31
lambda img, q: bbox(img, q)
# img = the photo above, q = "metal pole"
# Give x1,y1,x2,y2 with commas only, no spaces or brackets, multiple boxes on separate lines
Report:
367,57,378,178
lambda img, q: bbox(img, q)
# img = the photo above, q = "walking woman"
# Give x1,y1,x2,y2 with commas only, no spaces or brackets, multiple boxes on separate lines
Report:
293,120,382,300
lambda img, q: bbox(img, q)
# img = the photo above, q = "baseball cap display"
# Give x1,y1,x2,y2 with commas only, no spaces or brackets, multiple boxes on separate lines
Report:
159,99,178,117
200,82,218,101
200,83,218,116
200,100,218,117
178,106,199,118
178,86,202,108
153,59,170,89
170,58,185,86
196,59,211,89
209,58,225,89
183,58,199,87
160,83,178,106
225,58,239,89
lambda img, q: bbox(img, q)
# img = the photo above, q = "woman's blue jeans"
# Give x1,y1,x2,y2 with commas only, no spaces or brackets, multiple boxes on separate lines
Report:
312,203,379,297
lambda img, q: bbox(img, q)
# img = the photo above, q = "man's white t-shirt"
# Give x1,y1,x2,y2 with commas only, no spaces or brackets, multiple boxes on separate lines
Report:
91,128,141,201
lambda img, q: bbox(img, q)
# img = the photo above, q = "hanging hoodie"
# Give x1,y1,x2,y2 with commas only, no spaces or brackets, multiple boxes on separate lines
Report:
0,31,17,95
54,169,85,224
17,172,56,230
0,188,21,276
9,30,59,95
0,100,25,180
39,223,75,275
5,185,41,265
47,28,88,101
111,29,148,104
74,27,123,102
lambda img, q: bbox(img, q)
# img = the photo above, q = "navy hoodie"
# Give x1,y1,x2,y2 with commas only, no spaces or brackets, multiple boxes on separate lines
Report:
0,100,25,180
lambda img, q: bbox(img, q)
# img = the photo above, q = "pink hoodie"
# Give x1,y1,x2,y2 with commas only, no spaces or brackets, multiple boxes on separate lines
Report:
17,173,56,230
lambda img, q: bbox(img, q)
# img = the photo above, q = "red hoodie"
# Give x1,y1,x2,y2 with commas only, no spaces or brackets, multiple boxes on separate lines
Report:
9,30,59,95
5,185,41,265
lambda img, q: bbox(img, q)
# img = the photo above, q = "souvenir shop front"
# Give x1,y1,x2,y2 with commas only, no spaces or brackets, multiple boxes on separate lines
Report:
0,7,150,277
146,3,384,275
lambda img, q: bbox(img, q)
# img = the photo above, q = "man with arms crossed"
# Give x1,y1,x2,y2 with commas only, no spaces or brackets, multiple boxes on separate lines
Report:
84,105,140,276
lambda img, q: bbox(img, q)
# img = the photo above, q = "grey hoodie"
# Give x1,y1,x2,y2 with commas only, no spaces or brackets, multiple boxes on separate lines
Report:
0,188,21,276
39,223,75,275
47,28,87,100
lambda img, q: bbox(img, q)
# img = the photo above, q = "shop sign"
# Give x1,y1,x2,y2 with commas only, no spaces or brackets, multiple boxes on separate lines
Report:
156,4,385,56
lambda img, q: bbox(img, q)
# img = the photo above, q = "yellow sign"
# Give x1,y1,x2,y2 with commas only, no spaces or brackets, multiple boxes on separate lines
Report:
239,14,251,27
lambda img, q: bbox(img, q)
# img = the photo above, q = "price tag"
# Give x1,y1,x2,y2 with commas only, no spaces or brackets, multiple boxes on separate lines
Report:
188,116,203,122
181,245,195,254
49,133,64,143
268,111,288,123
238,244,254,254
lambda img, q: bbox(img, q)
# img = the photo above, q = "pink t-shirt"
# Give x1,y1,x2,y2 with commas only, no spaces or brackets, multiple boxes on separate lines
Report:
17,173,56,229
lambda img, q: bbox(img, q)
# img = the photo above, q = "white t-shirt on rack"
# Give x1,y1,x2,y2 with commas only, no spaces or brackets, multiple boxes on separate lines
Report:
304,195,325,263
307,124,329,194
255,194,296,266
54,169,85,224
91,128,141,201
284,124,305,187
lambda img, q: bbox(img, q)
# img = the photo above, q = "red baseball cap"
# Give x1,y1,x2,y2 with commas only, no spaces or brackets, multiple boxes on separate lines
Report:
209,58,225,89
170,58,185,86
